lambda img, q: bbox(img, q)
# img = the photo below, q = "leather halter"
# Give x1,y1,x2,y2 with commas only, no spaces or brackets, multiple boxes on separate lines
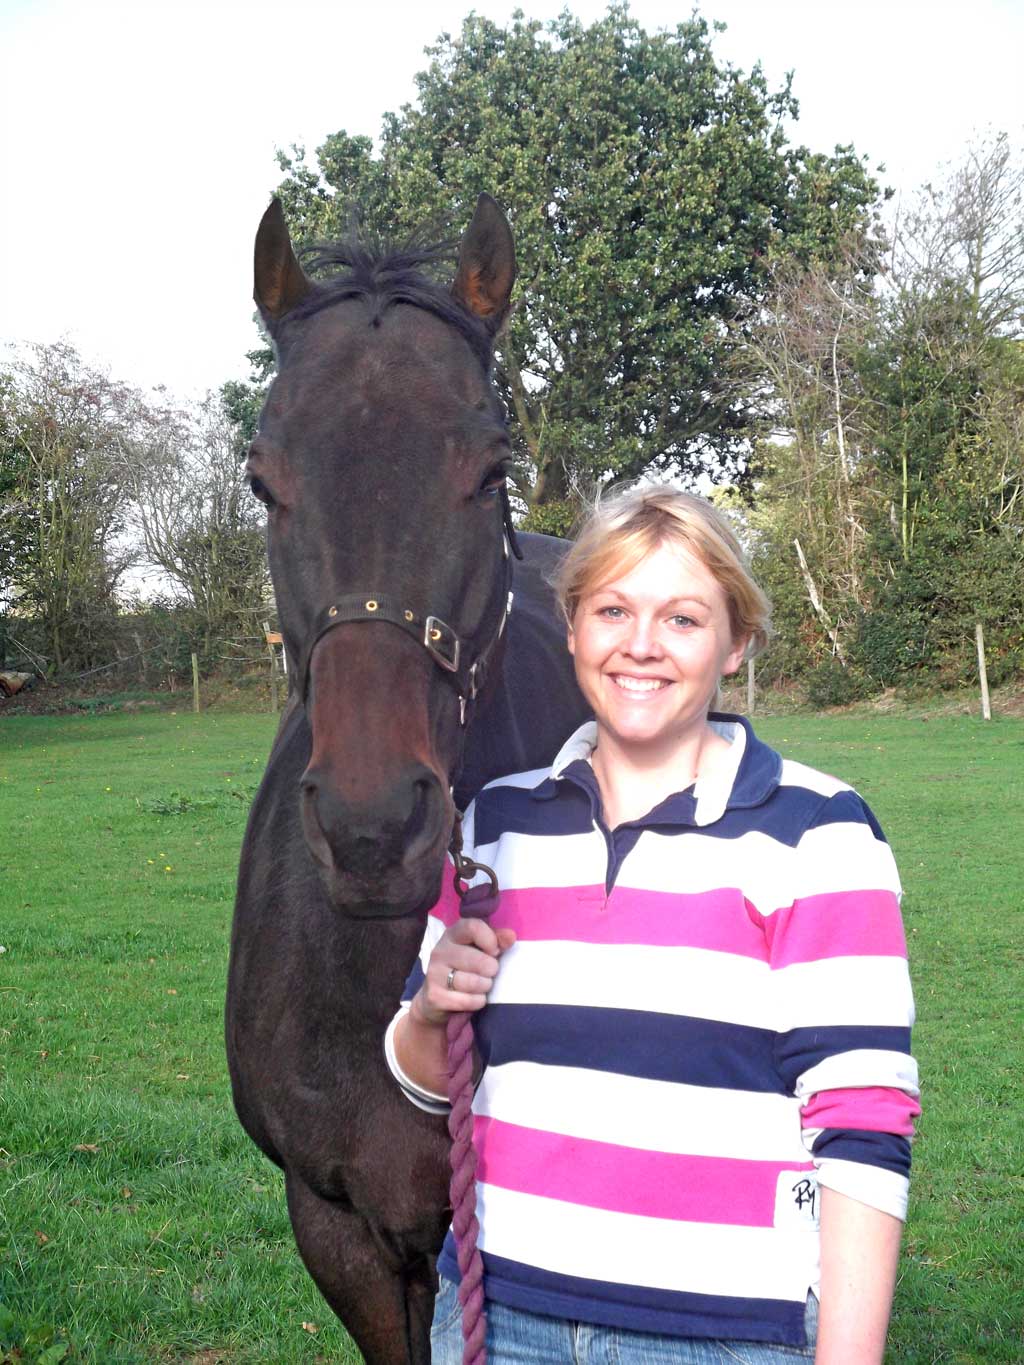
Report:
297,527,516,728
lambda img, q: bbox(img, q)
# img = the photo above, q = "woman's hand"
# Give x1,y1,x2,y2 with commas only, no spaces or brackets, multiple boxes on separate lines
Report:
412,918,518,1027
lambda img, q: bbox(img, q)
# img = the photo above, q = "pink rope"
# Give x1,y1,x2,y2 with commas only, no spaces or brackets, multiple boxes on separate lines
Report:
447,1008,488,1365
445,820,500,1365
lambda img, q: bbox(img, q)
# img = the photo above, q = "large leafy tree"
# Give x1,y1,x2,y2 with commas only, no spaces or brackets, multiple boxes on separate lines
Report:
271,6,880,530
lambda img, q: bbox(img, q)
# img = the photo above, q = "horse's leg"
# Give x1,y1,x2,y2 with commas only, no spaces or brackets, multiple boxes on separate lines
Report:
284,1171,436,1365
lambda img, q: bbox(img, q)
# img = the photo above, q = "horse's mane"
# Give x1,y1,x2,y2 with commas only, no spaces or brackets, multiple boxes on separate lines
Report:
285,235,494,370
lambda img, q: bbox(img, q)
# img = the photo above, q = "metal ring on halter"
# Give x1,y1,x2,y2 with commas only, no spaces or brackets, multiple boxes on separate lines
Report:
446,967,457,991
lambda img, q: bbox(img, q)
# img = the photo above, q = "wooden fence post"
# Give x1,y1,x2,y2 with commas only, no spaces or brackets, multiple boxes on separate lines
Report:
975,622,991,721
746,658,755,715
263,621,279,714
191,652,201,714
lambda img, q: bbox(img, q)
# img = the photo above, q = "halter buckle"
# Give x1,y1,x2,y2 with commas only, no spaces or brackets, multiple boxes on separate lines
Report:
424,616,460,673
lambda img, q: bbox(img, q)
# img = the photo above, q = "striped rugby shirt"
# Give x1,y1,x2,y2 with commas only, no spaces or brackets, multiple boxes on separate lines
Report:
387,715,920,1347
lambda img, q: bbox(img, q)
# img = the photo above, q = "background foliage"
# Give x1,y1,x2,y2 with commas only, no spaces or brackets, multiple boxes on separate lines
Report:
0,9,1020,699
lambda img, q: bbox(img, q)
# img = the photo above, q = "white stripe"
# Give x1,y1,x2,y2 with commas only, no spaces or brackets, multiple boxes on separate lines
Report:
774,956,915,1029
419,914,447,972
476,1062,807,1163
778,760,850,799
795,1049,920,1099
814,1158,909,1221
628,827,797,913
476,822,900,914
473,829,607,890
477,1184,816,1302
489,939,772,1026
481,765,550,792
790,821,902,900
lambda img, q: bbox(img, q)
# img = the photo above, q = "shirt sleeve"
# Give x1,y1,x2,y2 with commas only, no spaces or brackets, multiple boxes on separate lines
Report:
383,802,477,1112
769,788,920,1221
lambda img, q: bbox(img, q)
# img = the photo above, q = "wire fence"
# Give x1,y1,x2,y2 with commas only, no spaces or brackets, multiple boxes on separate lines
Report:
0,616,289,713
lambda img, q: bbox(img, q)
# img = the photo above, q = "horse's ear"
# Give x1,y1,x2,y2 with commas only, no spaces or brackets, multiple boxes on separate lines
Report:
254,198,312,323
452,194,516,335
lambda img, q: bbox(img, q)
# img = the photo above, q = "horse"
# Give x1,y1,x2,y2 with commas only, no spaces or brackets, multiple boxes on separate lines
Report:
225,195,590,1364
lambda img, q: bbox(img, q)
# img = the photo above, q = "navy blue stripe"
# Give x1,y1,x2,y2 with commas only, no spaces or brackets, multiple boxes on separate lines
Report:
438,1245,808,1346
808,787,888,841
401,959,425,1004
776,1025,913,1091
474,779,594,844
475,768,886,850
812,1128,912,1177
476,1003,786,1093
692,791,826,845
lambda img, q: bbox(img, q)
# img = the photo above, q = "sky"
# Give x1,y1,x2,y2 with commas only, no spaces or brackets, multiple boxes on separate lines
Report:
1,0,1022,403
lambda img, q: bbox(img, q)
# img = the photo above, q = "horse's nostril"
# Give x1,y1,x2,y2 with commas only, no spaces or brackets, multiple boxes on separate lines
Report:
403,774,445,864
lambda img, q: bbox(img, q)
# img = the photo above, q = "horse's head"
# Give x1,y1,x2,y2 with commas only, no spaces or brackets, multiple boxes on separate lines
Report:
249,195,517,919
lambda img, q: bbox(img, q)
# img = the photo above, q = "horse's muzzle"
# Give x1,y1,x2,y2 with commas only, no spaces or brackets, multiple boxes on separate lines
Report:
299,762,450,916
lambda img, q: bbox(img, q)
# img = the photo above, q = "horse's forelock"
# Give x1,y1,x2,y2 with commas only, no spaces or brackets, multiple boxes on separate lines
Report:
277,236,494,371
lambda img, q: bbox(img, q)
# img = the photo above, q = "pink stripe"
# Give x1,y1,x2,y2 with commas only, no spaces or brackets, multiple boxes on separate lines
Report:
430,872,463,928
474,1117,813,1226
801,1086,920,1136
483,886,769,959
766,891,907,967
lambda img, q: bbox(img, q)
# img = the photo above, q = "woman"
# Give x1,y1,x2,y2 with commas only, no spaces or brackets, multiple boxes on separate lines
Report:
387,486,919,1364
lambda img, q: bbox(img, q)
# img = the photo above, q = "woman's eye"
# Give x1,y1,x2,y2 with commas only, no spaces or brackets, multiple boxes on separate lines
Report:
597,606,624,619
477,462,510,497
248,475,274,507
671,615,695,628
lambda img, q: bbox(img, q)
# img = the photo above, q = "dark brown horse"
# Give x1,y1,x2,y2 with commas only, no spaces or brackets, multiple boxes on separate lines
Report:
225,196,588,1363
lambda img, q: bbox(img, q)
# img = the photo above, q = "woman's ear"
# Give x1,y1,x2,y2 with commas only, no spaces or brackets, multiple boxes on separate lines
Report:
722,636,749,677
566,624,576,657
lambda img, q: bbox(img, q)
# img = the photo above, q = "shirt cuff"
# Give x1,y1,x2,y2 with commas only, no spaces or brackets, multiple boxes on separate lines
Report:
814,1156,909,1221
384,1005,451,1115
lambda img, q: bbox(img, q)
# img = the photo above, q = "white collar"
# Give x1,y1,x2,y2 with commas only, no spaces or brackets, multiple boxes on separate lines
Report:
548,717,746,827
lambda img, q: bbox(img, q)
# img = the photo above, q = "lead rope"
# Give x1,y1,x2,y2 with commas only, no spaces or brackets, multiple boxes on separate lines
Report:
447,811,501,1365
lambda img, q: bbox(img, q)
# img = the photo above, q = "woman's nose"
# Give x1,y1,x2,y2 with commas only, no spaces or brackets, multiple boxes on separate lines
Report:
624,616,662,658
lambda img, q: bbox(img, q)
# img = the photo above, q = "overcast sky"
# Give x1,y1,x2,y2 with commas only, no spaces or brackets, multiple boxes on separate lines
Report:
2,0,1021,402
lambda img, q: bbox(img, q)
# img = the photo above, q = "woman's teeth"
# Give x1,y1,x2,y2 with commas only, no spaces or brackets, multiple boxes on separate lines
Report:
613,676,668,693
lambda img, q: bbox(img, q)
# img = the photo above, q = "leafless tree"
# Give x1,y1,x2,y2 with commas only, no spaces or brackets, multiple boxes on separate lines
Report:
892,131,1024,335
737,242,878,659
126,394,269,653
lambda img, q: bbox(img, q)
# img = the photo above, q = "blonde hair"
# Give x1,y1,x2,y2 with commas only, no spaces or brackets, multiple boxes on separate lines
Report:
554,485,772,659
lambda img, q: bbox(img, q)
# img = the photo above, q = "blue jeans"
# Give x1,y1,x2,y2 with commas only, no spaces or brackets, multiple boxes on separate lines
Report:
431,1278,817,1364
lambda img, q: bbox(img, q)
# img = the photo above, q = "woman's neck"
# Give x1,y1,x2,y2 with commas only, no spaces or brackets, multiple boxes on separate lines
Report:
590,721,730,829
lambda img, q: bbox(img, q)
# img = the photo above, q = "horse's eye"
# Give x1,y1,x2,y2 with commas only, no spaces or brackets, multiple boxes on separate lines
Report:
248,475,275,507
477,462,510,497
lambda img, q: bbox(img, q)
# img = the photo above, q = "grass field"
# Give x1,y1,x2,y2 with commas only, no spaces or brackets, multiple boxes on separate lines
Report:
1,710,1021,1363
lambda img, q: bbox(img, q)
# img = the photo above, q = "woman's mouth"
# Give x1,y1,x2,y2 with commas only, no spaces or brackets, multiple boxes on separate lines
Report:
611,675,670,694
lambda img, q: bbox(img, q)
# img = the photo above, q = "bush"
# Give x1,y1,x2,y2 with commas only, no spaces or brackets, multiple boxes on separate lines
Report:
804,658,873,708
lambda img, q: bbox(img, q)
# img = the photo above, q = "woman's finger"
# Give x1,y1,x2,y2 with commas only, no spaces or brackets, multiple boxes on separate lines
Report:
442,965,496,997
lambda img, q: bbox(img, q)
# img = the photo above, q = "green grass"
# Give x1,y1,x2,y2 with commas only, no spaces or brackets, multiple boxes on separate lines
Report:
0,712,356,1363
2,711,1022,1362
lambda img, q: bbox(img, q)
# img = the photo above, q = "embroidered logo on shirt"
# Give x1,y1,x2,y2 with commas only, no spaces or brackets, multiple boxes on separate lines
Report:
774,1172,819,1229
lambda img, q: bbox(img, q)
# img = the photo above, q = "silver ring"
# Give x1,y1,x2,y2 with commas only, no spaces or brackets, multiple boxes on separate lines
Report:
445,967,457,991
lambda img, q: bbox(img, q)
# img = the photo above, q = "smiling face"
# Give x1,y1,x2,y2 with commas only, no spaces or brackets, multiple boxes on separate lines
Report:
567,540,748,764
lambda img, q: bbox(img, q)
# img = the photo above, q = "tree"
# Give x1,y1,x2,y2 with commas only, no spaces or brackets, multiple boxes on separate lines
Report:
738,243,877,675
2,342,143,673
271,7,880,530
0,370,32,614
894,130,1024,337
126,393,269,654
744,135,1024,692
